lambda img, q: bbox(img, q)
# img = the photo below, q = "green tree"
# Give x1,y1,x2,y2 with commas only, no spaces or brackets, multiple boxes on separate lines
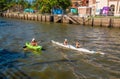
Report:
32,0,71,13
0,0,11,11
0,0,31,12
0,0,71,13
16,0,30,11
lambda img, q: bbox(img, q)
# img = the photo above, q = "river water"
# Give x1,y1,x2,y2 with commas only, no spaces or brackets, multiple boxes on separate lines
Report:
0,17,120,79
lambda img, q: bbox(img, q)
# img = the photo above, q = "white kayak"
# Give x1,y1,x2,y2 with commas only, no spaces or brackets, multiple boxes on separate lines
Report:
51,40,105,55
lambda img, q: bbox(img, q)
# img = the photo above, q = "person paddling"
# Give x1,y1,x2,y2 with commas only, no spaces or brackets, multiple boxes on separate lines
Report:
63,39,68,45
30,38,38,46
75,41,81,48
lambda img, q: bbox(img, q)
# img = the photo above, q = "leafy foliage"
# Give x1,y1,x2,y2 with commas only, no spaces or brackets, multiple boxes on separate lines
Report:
0,0,71,13
32,0,71,13
0,0,32,12
0,0,8,11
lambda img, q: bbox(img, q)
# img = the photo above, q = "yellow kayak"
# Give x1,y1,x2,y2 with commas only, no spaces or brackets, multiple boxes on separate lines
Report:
25,42,42,51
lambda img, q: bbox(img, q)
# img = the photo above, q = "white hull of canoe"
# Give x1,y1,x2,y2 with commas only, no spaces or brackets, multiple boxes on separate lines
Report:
51,40,105,55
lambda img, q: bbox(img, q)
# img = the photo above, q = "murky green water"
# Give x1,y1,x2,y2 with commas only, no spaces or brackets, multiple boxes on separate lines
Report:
0,17,120,79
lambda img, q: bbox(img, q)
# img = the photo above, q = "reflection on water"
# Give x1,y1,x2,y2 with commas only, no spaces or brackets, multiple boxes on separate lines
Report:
0,17,120,79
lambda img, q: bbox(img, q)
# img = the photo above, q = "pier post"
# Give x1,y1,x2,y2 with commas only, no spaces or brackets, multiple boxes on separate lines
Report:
94,18,101,26
83,17,85,25
34,14,38,21
91,17,94,26
112,18,120,28
38,14,42,21
101,18,110,27
46,15,51,22
41,15,46,22
108,18,113,28
53,15,62,23
50,15,54,22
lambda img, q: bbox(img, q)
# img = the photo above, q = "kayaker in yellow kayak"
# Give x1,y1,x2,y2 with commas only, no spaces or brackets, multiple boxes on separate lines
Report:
23,38,44,51
30,38,38,46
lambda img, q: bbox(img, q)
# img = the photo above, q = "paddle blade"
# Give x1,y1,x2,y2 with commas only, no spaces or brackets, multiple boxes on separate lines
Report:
23,46,27,48
41,48,46,51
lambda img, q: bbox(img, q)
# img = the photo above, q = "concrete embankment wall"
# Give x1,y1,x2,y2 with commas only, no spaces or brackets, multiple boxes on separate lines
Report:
1,13,120,28
2,13,54,22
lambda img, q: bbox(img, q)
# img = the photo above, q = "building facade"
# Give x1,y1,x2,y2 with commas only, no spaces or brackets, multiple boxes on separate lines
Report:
71,0,89,7
89,0,120,16
71,0,120,16
109,0,120,16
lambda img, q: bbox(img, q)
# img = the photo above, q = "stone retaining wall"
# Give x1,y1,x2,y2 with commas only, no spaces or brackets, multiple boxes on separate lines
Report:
1,13,120,28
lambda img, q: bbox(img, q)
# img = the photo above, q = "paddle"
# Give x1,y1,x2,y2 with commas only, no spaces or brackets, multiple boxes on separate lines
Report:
23,46,27,48
41,48,46,51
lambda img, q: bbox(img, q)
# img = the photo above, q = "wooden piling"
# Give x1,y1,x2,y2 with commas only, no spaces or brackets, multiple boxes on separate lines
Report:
62,15,69,23
41,15,46,22
112,18,120,28
94,18,101,26
77,17,83,25
108,18,113,28
101,18,110,27
24,14,28,20
37,14,42,21
50,15,54,22
46,15,51,22
34,15,38,21
54,15,62,23
83,17,85,25
91,17,94,26
27,14,31,20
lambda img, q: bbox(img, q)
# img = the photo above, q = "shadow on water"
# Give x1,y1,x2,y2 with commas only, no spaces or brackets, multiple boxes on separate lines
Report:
0,48,77,79
18,59,77,67
0,48,32,79
0,20,12,27
23,48,43,56
18,48,77,66
0,21,6,23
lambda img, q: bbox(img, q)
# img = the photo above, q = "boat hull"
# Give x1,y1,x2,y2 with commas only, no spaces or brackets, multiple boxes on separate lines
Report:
25,42,42,51
51,40,105,55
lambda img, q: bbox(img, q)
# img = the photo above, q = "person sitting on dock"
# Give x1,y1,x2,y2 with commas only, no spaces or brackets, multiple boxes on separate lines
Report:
30,38,38,46
63,39,68,45
75,41,81,48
